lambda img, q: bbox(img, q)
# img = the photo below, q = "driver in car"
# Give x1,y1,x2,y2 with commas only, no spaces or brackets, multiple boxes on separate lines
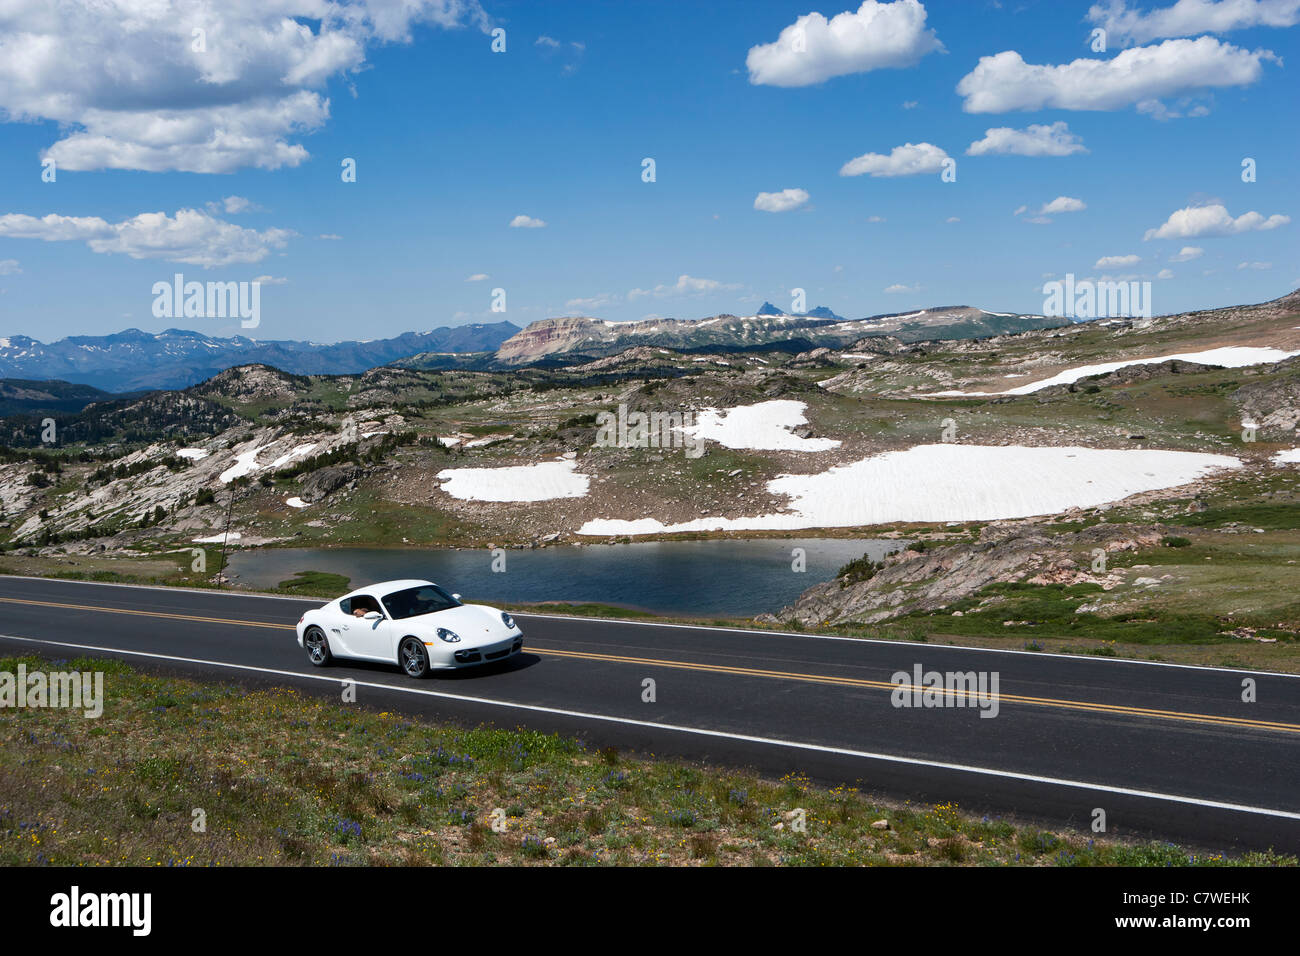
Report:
350,596,382,618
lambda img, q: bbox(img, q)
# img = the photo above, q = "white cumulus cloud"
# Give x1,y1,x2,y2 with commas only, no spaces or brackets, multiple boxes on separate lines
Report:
0,208,293,267
509,215,547,228
213,196,258,215
754,188,810,212
1144,204,1290,240
746,0,943,87
956,37,1276,114
1088,0,1300,45
1096,254,1142,268
1042,196,1087,214
0,0,490,173
840,142,950,177
1014,196,1086,224
1169,245,1204,261
966,121,1087,156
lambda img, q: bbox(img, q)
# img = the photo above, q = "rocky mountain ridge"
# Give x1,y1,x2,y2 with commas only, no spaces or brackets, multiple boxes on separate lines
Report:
0,322,521,392
494,305,1058,365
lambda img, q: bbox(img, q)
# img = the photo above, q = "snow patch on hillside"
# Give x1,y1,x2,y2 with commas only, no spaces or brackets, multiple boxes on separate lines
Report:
578,444,1239,535
932,346,1299,397
269,443,317,469
437,458,590,502
685,400,840,452
219,448,263,484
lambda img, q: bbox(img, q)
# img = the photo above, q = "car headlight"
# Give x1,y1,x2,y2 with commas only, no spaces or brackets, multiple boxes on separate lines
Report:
501,611,515,629
436,628,461,643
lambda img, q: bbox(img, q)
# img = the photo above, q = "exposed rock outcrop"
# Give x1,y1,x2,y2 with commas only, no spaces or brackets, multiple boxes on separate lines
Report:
300,464,365,503
1036,359,1221,395
1231,361,1300,441
763,523,1169,626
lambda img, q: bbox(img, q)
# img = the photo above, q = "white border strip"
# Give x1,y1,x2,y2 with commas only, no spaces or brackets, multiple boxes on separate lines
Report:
4,573,1298,679
1,632,1297,823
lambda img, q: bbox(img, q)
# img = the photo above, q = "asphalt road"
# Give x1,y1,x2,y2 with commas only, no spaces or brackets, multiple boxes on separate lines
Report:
1,574,1297,854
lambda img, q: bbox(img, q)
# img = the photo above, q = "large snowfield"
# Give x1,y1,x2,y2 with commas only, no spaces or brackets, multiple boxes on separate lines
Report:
437,458,591,502
683,400,840,451
932,346,1300,397
577,444,1241,535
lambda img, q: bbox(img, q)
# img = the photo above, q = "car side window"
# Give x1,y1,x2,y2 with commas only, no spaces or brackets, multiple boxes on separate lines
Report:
381,594,405,619
339,598,353,615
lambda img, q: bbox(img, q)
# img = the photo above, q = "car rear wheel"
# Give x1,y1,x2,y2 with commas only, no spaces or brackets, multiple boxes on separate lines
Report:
304,626,333,667
400,637,430,678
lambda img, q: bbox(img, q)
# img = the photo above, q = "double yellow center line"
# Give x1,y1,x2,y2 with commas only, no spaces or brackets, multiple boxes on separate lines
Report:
0,595,290,630
3,594,1296,734
534,645,1299,733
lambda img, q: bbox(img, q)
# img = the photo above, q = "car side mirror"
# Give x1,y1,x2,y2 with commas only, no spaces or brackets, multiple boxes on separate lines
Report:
364,611,382,620
452,593,461,601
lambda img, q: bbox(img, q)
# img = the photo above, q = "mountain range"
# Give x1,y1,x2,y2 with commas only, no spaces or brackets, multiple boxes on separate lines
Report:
755,302,845,320
1,303,1059,391
487,306,1058,365
0,323,520,392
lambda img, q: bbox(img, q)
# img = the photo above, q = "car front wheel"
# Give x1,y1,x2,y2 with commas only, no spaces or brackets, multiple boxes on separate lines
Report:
304,626,333,667
399,637,430,678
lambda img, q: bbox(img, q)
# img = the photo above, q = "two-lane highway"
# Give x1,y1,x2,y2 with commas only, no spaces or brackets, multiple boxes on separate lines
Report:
0,574,1296,853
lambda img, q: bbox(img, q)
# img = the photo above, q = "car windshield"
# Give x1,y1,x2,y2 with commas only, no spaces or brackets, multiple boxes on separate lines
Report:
381,584,461,620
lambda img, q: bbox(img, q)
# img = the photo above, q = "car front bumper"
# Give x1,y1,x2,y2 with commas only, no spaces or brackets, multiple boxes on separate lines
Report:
432,633,524,669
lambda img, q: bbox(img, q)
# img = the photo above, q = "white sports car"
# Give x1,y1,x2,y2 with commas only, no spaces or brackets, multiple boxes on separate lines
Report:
295,578,524,678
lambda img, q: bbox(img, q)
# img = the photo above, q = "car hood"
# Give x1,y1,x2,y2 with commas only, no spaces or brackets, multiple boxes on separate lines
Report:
396,603,511,645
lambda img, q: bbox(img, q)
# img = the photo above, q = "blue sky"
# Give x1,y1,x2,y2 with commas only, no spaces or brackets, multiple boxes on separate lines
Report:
0,0,1297,343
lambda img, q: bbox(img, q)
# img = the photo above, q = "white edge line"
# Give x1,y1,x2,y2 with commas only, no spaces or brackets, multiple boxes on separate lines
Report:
508,611,1300,679
0,573,314,603
0,632,1297,824
4,573,1298,679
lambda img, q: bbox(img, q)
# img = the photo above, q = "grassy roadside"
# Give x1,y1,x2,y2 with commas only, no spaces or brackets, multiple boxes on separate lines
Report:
1,653,1291,867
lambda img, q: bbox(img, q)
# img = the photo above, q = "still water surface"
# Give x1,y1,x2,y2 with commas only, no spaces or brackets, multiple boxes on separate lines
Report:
226,538,904,617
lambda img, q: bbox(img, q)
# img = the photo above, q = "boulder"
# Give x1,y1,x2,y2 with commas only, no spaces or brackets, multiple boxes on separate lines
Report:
300,464,364,503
